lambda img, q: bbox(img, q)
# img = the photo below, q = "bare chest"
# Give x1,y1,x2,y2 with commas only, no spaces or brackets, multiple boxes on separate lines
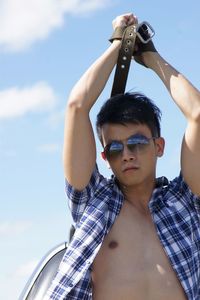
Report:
91,201,187,300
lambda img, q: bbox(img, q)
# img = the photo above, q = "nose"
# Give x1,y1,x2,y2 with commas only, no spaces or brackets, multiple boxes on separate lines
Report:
121,145,136,161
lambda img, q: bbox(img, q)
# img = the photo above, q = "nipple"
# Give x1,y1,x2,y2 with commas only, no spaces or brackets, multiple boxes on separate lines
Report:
108,240,118,249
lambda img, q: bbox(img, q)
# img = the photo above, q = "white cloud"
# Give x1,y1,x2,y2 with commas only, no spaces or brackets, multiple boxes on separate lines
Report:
61,0,111,14
0,82,57,120
0,259,39,300
0,220,32,237
0,0,111,52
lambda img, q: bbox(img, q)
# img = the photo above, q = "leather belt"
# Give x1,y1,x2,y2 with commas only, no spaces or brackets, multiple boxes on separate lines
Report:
111,25,137,97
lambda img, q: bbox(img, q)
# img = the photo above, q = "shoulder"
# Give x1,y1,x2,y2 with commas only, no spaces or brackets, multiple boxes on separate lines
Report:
66,164,119,223
65,164,116,200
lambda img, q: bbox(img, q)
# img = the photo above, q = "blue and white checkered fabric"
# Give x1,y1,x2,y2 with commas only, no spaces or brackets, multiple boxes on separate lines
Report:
45,165,200,300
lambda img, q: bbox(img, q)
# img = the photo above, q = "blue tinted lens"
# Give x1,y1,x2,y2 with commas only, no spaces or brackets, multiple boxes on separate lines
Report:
109,141,123,152
127,134,150,152
106,141,123,159
127,134,149,145
104,135,152,160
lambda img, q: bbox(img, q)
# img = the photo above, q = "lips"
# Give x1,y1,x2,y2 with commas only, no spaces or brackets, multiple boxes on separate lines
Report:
122,165,139,172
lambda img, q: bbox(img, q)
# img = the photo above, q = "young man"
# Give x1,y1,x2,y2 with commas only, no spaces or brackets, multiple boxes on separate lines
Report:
45,13,200,300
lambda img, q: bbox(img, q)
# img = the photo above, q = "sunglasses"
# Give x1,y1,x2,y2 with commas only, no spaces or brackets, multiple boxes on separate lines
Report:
102,134,157,161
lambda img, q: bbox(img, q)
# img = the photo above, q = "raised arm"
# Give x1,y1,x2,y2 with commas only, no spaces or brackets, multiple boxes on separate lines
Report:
139,47,200,195
63,13,136,190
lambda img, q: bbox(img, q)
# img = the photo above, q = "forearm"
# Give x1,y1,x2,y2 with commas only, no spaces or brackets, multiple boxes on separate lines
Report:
68,40,121,112
63,41,121,189
145,52,200,121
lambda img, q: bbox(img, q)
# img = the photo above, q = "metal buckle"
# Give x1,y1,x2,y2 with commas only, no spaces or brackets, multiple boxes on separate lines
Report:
136,21,155,44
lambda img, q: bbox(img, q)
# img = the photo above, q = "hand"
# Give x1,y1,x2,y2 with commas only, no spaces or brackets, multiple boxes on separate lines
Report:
112,13,138,30
109,13,138,43
133,36,157,68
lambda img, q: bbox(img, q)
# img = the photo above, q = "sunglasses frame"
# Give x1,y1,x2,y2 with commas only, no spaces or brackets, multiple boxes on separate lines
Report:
101,134,157,161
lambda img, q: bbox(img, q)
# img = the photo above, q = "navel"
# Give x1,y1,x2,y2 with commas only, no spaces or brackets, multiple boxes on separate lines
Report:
108,240,118,249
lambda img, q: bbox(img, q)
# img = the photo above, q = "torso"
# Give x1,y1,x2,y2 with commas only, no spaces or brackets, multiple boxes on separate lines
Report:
91,200,187,300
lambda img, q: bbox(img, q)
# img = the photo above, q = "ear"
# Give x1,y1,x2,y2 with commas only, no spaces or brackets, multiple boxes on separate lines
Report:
100,152,111,169
101,151,106,161
155,137,165,157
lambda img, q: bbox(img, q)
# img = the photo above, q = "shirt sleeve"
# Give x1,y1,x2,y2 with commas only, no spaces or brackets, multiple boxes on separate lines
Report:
171,172,200,214
65,164,106,223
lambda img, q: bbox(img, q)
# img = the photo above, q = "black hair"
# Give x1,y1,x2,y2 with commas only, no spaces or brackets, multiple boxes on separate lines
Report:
96,92,161,143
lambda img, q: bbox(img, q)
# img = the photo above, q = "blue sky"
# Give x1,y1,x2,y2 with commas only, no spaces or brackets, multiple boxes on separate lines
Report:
0,1,200,299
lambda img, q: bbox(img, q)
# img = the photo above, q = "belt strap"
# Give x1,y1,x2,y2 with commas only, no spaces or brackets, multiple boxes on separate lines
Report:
111,25,137,97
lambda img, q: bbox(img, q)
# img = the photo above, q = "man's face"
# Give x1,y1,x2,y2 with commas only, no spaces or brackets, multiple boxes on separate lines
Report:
101,123,165,188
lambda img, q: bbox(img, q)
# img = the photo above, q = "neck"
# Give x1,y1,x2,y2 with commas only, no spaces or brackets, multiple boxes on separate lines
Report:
120,178,156,214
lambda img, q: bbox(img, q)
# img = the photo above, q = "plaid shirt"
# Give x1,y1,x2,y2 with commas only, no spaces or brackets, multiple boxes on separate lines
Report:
45,165,200,300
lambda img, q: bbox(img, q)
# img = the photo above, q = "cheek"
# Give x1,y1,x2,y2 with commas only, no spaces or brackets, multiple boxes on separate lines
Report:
140,150,157,169
108,160,121,176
